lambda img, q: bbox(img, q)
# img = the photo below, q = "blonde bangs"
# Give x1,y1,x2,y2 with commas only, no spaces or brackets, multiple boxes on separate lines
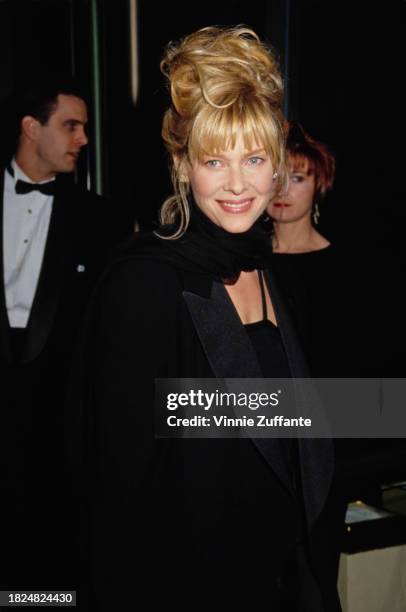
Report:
188,98,284,167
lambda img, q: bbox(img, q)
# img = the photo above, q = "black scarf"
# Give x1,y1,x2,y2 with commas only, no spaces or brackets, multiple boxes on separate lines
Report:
117,201,273,284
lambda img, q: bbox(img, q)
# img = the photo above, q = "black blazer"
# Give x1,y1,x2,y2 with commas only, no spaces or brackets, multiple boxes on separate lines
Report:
70,255,341,611
0,166,132,589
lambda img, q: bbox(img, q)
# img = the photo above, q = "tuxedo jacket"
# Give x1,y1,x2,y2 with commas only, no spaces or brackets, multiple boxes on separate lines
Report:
0,166,132,588
68,254,342,611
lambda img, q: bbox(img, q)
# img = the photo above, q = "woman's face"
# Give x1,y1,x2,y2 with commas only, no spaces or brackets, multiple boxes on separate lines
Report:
268,157,316,224
186,133,276,233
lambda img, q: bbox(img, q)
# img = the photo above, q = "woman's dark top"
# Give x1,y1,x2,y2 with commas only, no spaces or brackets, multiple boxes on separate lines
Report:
271,244,373,377
272,242,393,378
271,243,396,559
244,270,293,475
244,272,310,611
244,271,291,379
271,246,335,376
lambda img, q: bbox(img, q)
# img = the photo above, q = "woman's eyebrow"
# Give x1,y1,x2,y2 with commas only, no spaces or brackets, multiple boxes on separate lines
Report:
245,148,267,155
202,148,267,159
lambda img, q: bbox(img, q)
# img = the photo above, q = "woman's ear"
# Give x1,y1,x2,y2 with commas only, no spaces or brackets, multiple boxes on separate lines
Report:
173,155,189,183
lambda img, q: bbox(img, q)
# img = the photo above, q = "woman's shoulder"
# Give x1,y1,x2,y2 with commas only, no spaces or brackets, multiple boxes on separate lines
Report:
88,238,187,327
99,233,184,293
93,230,214,315
103,256,181,288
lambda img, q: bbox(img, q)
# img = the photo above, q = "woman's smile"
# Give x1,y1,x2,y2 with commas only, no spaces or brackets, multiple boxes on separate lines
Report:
216,197,255,213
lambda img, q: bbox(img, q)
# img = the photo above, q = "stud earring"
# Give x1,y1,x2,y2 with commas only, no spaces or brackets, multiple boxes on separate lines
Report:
272,171,278,180
179,175,188,183
312,202,320,225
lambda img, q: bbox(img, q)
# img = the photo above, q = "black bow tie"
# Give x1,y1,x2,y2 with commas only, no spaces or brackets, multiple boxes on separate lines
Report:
15,179,56,196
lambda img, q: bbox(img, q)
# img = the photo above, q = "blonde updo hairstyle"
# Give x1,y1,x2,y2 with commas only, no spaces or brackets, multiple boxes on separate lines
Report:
159,26,286,239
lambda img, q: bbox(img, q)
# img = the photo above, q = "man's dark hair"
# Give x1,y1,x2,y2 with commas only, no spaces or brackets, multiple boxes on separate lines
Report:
15,75,87,128
0,75,88,158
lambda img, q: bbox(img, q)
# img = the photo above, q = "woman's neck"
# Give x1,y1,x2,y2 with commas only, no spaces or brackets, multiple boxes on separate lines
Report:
272,217,330,253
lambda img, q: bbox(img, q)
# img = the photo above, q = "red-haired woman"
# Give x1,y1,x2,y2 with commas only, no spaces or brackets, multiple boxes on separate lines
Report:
268,123,385,582
269,122,335,253
267,123,343,375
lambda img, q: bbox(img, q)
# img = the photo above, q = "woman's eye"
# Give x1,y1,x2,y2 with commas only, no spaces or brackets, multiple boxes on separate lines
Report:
205,159,222,168
291,175,304,183
247,156,264,166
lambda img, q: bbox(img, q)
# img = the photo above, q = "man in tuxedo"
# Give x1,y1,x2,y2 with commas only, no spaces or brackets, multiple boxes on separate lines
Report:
0,80,130,590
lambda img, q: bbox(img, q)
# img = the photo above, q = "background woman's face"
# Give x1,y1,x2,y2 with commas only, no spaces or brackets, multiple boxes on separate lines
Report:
268,157,316,224
186,133,276,233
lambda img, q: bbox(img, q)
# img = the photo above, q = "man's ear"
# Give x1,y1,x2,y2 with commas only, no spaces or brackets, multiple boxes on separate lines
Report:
21,116,41,141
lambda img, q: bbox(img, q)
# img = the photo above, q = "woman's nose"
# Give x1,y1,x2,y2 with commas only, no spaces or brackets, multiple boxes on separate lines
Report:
224,166,246,194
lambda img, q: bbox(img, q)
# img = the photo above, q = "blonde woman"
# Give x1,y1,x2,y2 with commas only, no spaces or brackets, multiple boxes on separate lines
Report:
75,28,341,611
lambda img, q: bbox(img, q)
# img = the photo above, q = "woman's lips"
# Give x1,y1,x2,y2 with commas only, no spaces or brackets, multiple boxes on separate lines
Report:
273,202,290,208
216,198,254,214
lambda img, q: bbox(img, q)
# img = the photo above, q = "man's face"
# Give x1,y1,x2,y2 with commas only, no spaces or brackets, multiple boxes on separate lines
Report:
34,94,88,177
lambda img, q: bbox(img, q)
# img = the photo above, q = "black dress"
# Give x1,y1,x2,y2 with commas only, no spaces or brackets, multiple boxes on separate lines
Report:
271,243,402,559
271,244,383,377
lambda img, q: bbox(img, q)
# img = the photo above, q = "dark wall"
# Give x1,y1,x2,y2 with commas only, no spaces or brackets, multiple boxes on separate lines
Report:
289,0,406,253
0,0,73,98
0,0,92,182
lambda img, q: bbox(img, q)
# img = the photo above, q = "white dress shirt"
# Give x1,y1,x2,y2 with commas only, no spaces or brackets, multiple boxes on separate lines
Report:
3,159,55,328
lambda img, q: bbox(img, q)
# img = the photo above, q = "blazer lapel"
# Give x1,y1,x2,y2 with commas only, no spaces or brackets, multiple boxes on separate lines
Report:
183,270,334,529
0,168,13,362
183,278,295,497
183,280,261,378
265,269,334,529
22,186,69,363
